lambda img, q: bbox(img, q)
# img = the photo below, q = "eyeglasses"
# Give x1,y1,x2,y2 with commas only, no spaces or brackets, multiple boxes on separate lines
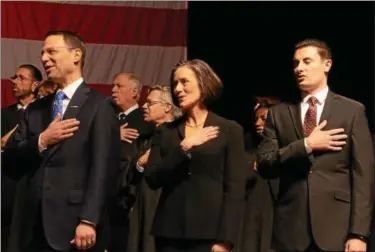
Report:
144,100,168,108
40,47,74,58
10,75,33,82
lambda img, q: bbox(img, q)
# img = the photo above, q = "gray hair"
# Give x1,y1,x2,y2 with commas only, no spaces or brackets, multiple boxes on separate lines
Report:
149,85,182,119
114,72,143,101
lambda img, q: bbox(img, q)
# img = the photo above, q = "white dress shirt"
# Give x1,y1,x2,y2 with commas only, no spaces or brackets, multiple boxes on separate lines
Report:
118,103,139,119
17,100,35,110
301,86,329,153
56,77,83,117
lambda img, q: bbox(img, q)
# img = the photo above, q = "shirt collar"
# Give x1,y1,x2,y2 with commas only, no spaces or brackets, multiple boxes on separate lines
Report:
17,99,36,110
120,103,139,116
56,77,83,100
302,86,329,105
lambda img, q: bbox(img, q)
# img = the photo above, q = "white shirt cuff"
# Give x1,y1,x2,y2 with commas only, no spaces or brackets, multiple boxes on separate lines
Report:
304,138,312,154
38,134,47,153
136,162,145,173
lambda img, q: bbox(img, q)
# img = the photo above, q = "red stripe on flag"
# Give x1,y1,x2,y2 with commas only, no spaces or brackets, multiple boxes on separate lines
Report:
1,1,187,47
1,79,150,108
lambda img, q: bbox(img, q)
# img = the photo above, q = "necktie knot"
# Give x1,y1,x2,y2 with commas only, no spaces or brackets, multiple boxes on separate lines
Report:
308,96,318,106
56,91,66,101
118,113,127,123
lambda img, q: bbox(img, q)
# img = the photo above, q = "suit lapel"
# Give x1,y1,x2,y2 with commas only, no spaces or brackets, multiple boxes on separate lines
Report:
62,84,90,120
203,111,217,127
288,102,304,139
43,94,55,127
177,118,186,139
319,90,336,124
43,83,90,164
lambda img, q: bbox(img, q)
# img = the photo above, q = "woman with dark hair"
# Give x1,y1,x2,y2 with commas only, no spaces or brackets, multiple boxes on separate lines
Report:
240,99,278,252
145,59,248,252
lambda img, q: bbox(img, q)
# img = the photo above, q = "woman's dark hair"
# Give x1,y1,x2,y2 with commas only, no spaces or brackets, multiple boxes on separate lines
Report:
170,59,223,108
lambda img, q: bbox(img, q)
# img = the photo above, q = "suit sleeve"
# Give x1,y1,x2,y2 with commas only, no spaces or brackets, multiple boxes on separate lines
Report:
1,108,9,137
2,108,41,179
216,122,248,246
79,98,121,224
257,108,309,178
349,105,374,236
145,126,190,189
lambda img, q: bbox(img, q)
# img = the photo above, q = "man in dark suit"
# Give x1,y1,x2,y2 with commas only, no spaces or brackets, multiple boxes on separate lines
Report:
3,30,120,251
257,39,374,252
109,72,154,251
1,64,42,252
1,64,42,147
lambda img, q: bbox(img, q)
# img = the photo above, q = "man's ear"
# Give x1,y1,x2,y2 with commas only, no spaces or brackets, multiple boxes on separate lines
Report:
31,81,40,92
324,59,332,74
73,48,83,66
132,88,139,99
165,103,172,114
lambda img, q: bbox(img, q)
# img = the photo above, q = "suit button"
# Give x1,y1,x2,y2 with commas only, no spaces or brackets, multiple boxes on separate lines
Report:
309,170,313,174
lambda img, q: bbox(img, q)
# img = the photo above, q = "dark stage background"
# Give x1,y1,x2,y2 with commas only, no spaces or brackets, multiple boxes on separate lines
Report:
187,1,375,134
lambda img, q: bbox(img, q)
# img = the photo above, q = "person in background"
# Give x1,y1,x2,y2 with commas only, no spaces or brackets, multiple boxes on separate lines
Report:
35,79,58,99
1,64,42,252
109,72,154,251
240,98,279,252
126,85,181,252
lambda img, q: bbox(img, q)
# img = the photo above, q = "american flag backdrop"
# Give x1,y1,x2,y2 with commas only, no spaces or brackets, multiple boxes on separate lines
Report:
1,1,187,107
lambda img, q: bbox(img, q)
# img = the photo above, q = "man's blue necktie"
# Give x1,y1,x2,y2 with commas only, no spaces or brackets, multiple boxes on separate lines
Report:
52,91,66,120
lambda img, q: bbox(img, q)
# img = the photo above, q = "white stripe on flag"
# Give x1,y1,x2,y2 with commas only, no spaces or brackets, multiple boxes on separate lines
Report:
2,38,185,85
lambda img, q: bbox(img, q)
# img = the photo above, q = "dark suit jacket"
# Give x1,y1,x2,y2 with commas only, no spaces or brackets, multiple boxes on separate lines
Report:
1,103,23,252
1,103,21,137
257,91,374,251
144,111,248,248
3,83,121,251
118,106,154,165
1,103,22,223
115,106,154,210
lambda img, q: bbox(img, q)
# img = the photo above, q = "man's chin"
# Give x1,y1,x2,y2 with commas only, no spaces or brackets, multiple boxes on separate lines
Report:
298,82,313,91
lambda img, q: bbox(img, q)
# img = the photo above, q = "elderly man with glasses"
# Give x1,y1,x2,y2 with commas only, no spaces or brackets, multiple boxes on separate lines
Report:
124,85,181,252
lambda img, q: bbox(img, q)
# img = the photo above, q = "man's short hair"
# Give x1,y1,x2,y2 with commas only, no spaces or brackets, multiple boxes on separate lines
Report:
295,39,332,60
45,30,86,69
41,79,58,88
19,64,43,82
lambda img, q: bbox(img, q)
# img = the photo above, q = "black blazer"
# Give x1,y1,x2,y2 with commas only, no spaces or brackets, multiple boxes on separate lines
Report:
1,103,22,137
3,83,121,251
115,106,154,210
145,111,248,247
257,91,374,251
118,106,154,163
1,103,22,229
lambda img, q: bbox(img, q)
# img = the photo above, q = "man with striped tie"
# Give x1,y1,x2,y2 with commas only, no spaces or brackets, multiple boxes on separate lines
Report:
257,39,374,252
